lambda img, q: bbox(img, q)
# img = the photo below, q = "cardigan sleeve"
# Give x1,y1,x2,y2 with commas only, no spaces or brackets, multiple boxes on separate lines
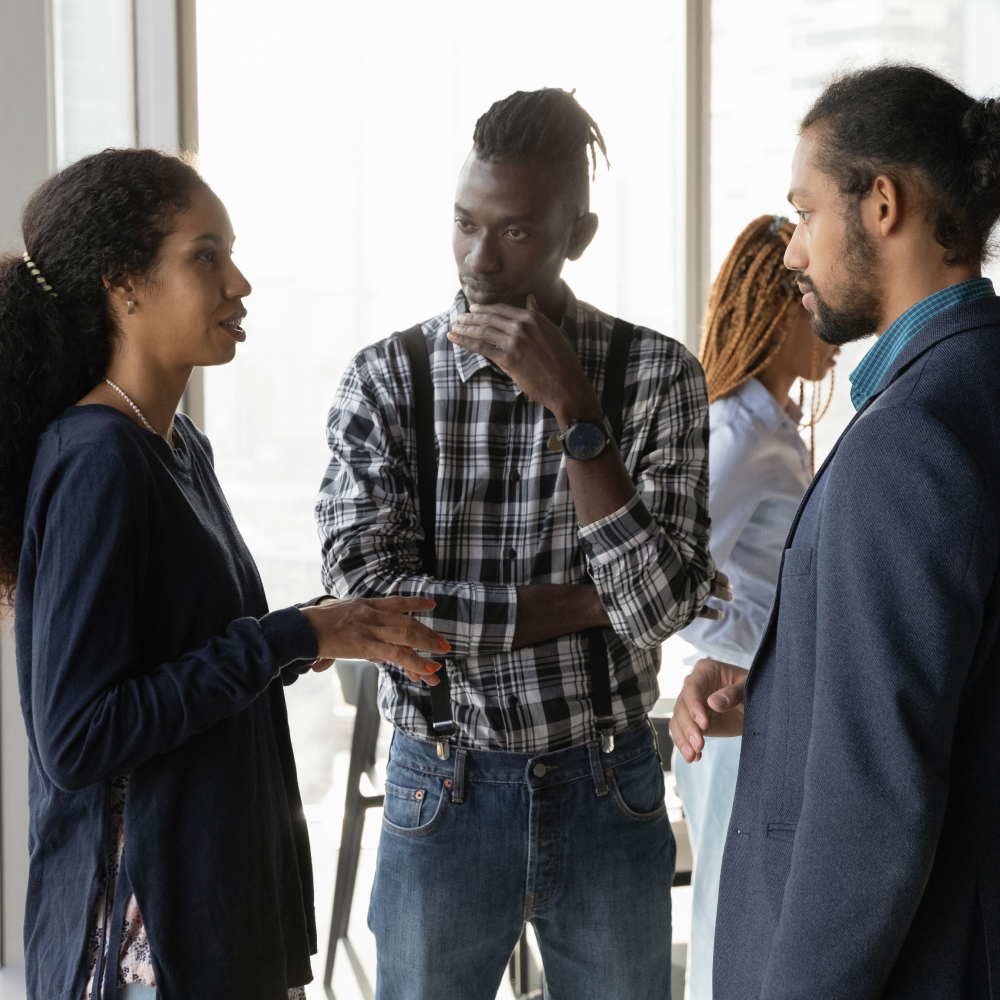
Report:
26,445,317,792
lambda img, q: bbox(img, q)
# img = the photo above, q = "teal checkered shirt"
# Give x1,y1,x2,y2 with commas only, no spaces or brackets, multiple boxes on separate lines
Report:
850,278,995,409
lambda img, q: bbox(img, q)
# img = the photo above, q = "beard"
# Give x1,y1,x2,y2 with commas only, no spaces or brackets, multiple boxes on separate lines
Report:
802,203,882,346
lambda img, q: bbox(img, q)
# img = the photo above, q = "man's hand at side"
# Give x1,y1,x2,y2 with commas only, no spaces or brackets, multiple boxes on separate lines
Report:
696,569,733,620
670,657,748,763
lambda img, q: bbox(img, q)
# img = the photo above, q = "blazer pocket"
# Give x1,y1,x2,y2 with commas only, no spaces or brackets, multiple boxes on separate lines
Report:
782,547,813,579
766,822,797,843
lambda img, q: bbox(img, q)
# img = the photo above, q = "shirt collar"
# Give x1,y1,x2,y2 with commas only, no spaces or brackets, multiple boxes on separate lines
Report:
849,278,994,410
735,377,801,433
449,282,580,384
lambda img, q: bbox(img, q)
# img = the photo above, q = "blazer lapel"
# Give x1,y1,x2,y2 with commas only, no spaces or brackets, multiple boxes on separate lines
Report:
744,296,1000,696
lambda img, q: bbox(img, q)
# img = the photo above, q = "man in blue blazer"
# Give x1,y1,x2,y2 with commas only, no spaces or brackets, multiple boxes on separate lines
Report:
672,65,1000,999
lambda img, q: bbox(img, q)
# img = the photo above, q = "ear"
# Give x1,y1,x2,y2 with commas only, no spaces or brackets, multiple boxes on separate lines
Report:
567,212,599,262
869,174,902,239
102,269,136,314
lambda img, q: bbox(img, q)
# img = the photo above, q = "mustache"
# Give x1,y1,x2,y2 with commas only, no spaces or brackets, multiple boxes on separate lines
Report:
791,271,815,294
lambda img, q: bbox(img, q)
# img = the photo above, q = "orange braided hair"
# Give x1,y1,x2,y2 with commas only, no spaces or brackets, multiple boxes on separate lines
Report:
699,215,801,404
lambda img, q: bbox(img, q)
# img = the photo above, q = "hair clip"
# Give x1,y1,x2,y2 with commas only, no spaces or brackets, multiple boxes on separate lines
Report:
22,250,58,298
768,215,789,236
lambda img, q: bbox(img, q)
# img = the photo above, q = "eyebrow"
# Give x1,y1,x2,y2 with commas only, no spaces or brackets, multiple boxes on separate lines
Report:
453,204,535,225
191,232,226,243
787,189,806,205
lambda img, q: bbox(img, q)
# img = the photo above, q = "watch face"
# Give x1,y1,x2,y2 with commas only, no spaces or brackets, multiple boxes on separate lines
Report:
565,421,607,460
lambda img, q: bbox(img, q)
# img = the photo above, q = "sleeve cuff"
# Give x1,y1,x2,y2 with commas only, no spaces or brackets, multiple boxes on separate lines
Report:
260,606,319,668
578,491,655,567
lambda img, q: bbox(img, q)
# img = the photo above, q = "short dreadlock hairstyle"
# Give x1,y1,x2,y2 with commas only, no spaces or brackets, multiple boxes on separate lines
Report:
472,88,610,213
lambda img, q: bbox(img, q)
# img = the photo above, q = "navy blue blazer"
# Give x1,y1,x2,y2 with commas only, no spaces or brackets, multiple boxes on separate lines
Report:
715,297,1000,1000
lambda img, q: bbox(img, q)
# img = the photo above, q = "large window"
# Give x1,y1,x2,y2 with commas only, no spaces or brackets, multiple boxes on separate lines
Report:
196,0,687,802
51,0,135,168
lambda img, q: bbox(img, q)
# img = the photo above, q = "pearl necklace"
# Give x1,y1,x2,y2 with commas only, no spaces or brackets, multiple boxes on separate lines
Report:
104,378,154,433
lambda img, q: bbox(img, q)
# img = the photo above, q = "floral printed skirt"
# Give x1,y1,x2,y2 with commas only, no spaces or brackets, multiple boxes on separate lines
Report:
81,776,307,1000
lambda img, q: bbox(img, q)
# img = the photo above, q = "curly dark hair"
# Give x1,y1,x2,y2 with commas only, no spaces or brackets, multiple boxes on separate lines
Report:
801,64,1000,266
472,88,609,210
0,147,205,603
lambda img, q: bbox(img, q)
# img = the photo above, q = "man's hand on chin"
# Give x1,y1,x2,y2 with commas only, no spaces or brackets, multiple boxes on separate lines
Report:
447,294,599,422
670,658,748,764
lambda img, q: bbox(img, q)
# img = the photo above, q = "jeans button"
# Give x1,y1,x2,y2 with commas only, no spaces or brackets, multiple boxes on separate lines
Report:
533,764,547,778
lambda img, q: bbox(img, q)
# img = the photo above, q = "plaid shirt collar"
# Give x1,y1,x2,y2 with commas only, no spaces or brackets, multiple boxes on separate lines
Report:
849,278,994,410
448,283,583,385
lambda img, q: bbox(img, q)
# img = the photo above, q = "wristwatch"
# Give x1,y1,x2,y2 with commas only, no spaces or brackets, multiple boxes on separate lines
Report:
549,415,615,460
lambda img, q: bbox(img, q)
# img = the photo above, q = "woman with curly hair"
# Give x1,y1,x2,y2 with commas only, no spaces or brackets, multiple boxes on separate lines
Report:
673,215,838,1000
0,148,448,1000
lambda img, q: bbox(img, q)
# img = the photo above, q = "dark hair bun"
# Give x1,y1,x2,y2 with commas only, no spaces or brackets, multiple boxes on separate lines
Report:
964,97,1000,202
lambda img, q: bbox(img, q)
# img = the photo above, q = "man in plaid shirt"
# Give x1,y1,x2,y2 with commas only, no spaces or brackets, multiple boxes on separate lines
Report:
317,89,723,999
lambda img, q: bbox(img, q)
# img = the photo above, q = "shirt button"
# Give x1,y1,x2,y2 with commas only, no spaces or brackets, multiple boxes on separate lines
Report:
583,540,593,553
504,547,517,560
507,695,518,707
533,764,547,777
509,470,520,483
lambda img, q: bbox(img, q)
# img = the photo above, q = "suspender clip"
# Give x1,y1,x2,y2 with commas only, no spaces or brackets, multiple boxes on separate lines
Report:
433,717,453,760
596,715,616,754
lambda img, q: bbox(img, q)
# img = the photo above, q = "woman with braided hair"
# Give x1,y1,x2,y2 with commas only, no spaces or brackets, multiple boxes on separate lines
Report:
673,215,837,1000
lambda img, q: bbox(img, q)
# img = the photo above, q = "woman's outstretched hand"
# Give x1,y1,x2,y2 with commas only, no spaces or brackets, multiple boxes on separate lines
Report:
301,596,449,686
669,657,748,764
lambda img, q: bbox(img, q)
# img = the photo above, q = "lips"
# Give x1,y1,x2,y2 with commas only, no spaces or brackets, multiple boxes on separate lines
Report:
461,277,506,304
220,312,247,342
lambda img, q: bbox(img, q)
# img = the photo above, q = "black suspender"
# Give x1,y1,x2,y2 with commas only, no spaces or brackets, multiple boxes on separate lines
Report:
585,317,635,753
399,317,636,758
399,324,454,758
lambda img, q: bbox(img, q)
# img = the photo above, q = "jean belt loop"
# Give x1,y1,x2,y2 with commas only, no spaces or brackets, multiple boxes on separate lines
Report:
646,715,663,766
588,741,609,797
451,748,468,803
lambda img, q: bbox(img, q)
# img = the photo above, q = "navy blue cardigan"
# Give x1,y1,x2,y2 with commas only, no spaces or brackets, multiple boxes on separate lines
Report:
15,406,319,1000
715,297,1000,998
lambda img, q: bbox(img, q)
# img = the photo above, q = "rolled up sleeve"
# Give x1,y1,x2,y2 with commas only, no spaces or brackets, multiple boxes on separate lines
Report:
580,348,714,648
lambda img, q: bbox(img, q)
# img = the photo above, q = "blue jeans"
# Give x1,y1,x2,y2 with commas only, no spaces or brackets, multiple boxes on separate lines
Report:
369,721,675,1000
672,736,742,1000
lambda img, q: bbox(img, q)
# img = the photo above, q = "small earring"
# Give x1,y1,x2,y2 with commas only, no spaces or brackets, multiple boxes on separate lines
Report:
127,300,135,315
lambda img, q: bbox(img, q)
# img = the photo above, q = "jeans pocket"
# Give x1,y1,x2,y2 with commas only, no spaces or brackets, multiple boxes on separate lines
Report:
381,766,448,838
383,780,427,829
607,751,667,822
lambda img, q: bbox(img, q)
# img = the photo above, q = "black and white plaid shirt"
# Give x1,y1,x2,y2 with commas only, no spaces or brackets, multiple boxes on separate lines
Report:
316,286,713,754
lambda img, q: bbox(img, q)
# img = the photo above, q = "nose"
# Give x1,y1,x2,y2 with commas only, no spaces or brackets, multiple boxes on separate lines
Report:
784,223,807,273
227,261,252,299
466,233,502,275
